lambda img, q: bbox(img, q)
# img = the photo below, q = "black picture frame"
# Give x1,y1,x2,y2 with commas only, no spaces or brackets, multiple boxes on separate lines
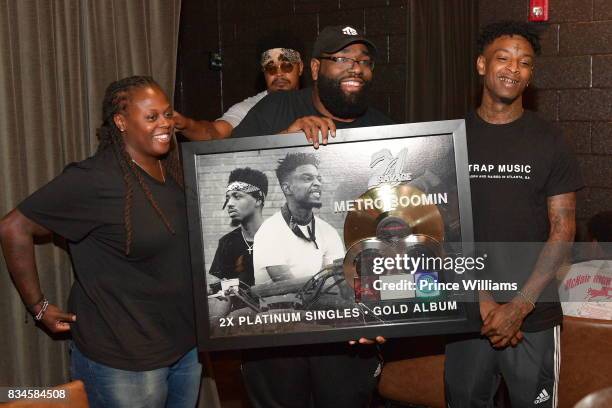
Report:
182,120,480,351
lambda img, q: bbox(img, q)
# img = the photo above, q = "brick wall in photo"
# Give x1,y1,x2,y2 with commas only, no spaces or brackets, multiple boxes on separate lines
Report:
196,148,350,272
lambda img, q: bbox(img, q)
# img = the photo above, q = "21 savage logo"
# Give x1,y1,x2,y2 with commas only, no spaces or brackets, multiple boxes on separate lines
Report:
469,163,532,180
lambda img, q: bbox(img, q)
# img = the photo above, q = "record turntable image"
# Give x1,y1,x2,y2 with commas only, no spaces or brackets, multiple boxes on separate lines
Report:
342,182,457,320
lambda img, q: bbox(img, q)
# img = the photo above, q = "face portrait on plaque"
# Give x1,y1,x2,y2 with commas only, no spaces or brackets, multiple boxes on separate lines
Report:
183,121,480,351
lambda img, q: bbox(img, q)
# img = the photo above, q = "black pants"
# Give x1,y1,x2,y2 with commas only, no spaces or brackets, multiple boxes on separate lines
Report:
444,326,561,408
242,343,380,408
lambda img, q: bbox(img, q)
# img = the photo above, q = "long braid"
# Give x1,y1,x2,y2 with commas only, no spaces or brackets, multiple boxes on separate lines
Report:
162,144,184,188
119,137,176,235
98,76,181,254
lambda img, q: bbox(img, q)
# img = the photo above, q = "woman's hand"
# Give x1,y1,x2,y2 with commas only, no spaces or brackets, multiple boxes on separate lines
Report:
38,304,77,333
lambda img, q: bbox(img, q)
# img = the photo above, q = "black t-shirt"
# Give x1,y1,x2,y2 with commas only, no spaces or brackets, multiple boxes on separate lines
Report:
232,87,394,137
466,110,584,331
18,148,196,370
232,87,392,361
209,227,254,286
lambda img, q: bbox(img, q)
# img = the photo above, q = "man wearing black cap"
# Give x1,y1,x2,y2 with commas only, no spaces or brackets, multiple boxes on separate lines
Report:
236,26,392,408
233,25,393,147
174,32,304,140
209,168,268,288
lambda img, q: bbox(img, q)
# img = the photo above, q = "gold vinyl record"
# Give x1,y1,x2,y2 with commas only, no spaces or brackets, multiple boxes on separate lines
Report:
343,183,445,248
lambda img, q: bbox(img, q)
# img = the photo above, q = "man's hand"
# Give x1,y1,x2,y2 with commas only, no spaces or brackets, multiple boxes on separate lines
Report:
481,298,532,348
37,304,76,333
281,116,336,149
173,111,191,131
479,297,499,322
349,336,386,346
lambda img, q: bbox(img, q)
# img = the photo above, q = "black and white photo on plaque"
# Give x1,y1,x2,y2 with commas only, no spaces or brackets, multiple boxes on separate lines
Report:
182,120,480,351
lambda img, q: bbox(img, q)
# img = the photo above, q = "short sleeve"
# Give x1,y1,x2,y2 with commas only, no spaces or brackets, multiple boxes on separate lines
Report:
321,223,345,266
18,163,104,242
545,132,584,197
218,91,267,128
208,239,225,279
252,217,288,283
232,105,271,138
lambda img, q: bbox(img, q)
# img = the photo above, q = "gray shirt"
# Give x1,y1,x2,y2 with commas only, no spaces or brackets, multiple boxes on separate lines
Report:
218,90,268,128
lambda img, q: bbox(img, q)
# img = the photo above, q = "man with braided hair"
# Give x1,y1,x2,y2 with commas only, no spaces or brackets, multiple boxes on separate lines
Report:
209,167,269,287
0,76,200,408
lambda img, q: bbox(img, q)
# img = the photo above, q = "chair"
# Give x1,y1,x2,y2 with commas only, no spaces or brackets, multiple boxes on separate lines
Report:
378,316,612,408
0,380,89,408
558,317,612,407
573,387,612,408
378,335,447,408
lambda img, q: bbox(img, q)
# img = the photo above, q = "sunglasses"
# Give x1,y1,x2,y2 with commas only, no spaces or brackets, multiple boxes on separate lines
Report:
263,61,296,75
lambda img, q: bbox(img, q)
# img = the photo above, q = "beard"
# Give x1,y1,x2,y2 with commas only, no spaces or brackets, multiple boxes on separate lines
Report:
229,211,255,227
499,95,519,105
316,73,371,119
295,198,323,211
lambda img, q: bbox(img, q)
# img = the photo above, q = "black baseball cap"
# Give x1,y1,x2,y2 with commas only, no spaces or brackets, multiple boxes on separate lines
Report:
312,25,378,58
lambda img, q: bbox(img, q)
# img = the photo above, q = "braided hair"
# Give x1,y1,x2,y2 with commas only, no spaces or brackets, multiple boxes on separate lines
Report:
97,75,183,254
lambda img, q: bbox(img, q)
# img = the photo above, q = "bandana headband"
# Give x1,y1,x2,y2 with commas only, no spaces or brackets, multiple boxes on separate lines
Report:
222,181,265,209
227,181,261,194
261,48,302,67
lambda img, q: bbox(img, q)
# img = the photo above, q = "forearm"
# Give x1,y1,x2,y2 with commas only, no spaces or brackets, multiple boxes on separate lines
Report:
479,290,495,302
0,217,44,306
518,238,572,303
518,193,576,303
182,119,220,140
265,265,294,282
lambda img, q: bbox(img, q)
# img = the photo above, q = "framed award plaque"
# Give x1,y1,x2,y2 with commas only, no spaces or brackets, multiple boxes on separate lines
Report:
182,120,481,351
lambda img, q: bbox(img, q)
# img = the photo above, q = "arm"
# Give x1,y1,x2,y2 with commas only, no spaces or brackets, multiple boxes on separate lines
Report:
230,93,336,147
482,192,576,347
265,265,295,282
0,209,76,332
173,111,233,141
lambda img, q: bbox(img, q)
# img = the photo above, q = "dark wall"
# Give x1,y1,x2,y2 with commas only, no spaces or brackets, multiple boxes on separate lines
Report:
175,0,409,123
175,0,611,224
480,1,612,227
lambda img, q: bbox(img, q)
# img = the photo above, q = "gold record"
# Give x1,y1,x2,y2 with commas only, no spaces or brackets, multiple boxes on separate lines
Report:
343,183,445,248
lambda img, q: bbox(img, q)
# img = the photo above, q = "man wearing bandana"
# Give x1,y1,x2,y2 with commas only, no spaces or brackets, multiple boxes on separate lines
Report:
174,34,304,141
236,26,392,408
252,153,343,285
209,168,268,288
233,25,394,147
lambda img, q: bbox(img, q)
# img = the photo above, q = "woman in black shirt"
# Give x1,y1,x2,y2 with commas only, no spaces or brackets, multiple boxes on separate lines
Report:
0,76,200,408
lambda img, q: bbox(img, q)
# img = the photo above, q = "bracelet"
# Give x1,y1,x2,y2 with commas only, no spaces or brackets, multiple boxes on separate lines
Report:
33,298,49,321
516,290,536,310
